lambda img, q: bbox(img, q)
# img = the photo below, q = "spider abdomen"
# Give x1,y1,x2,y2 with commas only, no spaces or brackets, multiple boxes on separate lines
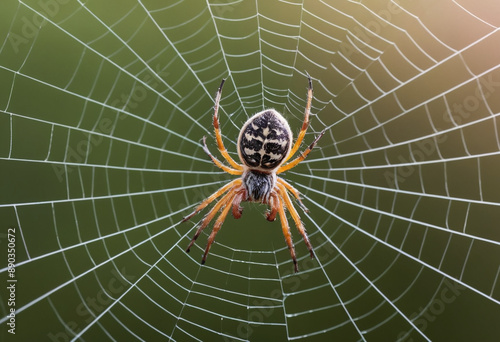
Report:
237,109,292,171
243,170,276,202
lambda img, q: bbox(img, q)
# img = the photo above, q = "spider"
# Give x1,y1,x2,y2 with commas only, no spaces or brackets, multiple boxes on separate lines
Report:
183,75,324,272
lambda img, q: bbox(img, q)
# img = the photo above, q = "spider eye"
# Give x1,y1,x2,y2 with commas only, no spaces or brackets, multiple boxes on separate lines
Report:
238,109,292,170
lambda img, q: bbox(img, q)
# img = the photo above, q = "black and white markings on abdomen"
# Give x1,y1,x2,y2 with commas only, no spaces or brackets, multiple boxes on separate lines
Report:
237,109,292,170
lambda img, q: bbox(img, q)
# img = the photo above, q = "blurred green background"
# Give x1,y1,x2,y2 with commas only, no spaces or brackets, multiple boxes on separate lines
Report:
1,0,500,341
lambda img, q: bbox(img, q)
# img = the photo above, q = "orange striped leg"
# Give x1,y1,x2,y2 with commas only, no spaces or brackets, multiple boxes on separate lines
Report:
203,137,242,175
277,178,308,213
284,74,313,163
277,183,314,259
277,196,298,273
277,129,325,174
212,79,243,170
182,179,242,223
201,192,235,264
186,190,236,253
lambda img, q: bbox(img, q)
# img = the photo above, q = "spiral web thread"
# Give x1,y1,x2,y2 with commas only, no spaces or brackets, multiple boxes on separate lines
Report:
0,0,499,341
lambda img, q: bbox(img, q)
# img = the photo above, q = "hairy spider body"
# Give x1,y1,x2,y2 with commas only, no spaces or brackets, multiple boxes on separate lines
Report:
183,76,324,272
242,169,276,202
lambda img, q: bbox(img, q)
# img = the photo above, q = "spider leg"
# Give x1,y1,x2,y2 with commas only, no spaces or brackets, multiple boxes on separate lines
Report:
182,178,242,223
284,74,313,163
277,183,314,259
186,189,236,253
266,191,279,222
201,192,235,265
231,188,246,219
277,178,309,213
277,129,325,174
277,195,299,273
212,79,244,171
203,136,243,175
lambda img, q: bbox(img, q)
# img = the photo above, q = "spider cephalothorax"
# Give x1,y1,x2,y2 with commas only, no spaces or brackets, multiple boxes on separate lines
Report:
183,76,324,272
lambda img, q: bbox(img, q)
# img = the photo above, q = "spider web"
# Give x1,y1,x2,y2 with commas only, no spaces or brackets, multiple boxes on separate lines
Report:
1,0,500,341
